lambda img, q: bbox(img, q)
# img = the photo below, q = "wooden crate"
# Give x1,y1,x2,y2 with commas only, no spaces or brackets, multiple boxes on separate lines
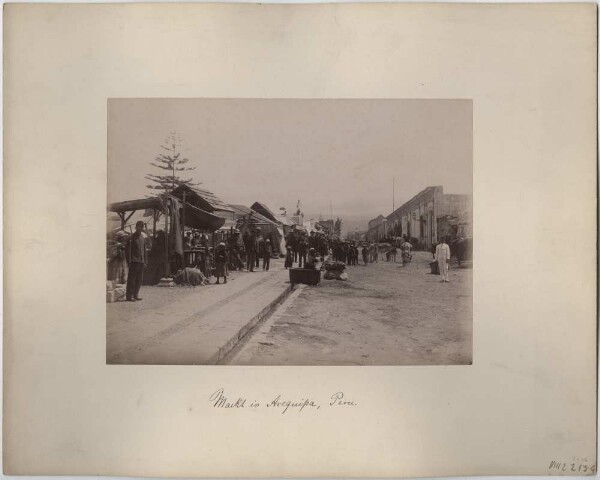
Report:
289,268,321,285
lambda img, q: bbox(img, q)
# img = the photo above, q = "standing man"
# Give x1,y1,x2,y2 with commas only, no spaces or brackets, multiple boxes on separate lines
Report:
297,233,308,268
361,244,369,266
228,229,243,271
435,236,451,283
319,233,328,261
243,230,251,268
308,231,317,251
245,229,257,272
125,221,147,302
262,239,273,271
255,227,262,269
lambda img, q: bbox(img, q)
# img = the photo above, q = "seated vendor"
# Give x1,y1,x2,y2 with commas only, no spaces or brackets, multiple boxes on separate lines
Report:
200,234,209,249
184,231,193,249
191,232,201,248
305,248,319,269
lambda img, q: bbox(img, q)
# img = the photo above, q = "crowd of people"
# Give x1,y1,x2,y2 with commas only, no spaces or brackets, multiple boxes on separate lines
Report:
108,216,466,299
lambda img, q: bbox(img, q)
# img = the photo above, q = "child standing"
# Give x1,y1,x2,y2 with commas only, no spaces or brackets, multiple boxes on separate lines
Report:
214,243,228,284
263,239,273,271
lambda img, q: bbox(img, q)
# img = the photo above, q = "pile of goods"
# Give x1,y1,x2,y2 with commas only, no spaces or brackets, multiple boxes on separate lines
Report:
173,267,210,286
106,280,126,303
323,260,348,281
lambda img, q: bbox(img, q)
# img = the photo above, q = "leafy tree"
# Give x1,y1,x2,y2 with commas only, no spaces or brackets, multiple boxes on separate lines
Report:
146,133,199,194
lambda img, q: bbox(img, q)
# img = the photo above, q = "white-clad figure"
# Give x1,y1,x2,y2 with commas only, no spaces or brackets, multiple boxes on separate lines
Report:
435,237,451,283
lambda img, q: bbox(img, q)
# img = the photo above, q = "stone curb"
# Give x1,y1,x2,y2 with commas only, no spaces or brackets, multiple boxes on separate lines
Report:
208,283,296,365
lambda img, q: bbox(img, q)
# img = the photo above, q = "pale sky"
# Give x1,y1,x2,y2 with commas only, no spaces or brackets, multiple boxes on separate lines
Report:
108,99,472,233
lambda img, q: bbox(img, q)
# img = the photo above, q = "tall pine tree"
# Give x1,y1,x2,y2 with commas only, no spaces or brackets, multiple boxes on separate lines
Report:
145,133,199,194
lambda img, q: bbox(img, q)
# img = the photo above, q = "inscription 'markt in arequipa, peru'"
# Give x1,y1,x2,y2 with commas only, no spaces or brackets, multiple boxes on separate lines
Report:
209,388,356,414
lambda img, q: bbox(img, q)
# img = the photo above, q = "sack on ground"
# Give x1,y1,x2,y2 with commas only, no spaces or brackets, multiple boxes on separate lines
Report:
174,267,208,286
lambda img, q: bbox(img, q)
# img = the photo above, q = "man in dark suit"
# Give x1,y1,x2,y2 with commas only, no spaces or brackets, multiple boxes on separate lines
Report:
297,233,308,268
254,227,262,269
245,229,257,272
125,221,148,301
308,230,317,250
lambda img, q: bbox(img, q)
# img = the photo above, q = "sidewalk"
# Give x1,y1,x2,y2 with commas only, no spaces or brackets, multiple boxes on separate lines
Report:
106,258,293,365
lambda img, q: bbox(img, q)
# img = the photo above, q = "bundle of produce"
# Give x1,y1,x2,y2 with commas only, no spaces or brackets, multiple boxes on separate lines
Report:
323,260,347,272
324,270,349,281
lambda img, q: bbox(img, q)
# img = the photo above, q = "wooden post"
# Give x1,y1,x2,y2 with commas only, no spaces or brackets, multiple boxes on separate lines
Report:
182,191,186,233
152,209,157,240
212,231,216,270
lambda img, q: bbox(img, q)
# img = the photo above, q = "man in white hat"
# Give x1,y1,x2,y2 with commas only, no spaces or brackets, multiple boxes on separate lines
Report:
435,236,451,283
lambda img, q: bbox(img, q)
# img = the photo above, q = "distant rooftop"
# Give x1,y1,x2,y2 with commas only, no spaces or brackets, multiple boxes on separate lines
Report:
229,204,279,226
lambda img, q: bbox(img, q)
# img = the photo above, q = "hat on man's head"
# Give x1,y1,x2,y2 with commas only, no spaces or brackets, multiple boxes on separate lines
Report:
135,221,145,228
266,239,271,243
218,242,226,247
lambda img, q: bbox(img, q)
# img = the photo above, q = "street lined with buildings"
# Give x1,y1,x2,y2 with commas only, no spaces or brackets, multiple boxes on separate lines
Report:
360,185,472,248
107,182,473,366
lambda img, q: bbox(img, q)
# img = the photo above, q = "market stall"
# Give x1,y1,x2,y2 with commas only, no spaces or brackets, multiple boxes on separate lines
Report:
108,194,225,285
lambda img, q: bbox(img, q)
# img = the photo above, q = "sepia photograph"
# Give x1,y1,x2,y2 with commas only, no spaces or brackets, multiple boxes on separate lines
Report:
107,99,473,366
6,3,596,476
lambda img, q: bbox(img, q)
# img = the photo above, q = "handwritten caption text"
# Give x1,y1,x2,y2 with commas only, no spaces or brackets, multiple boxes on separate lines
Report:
209,389,356,414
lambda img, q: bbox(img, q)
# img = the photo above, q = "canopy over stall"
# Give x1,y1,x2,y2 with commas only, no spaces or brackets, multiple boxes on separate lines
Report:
171,184,233,214
230,204,285,253
230,204,278,227
109,197,164,230
172,184,236,232
108,194,225,282
250,201,281,224
109,196,225,232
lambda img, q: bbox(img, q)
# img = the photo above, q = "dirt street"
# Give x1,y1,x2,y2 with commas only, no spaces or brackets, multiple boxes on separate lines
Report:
228,251,472,365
